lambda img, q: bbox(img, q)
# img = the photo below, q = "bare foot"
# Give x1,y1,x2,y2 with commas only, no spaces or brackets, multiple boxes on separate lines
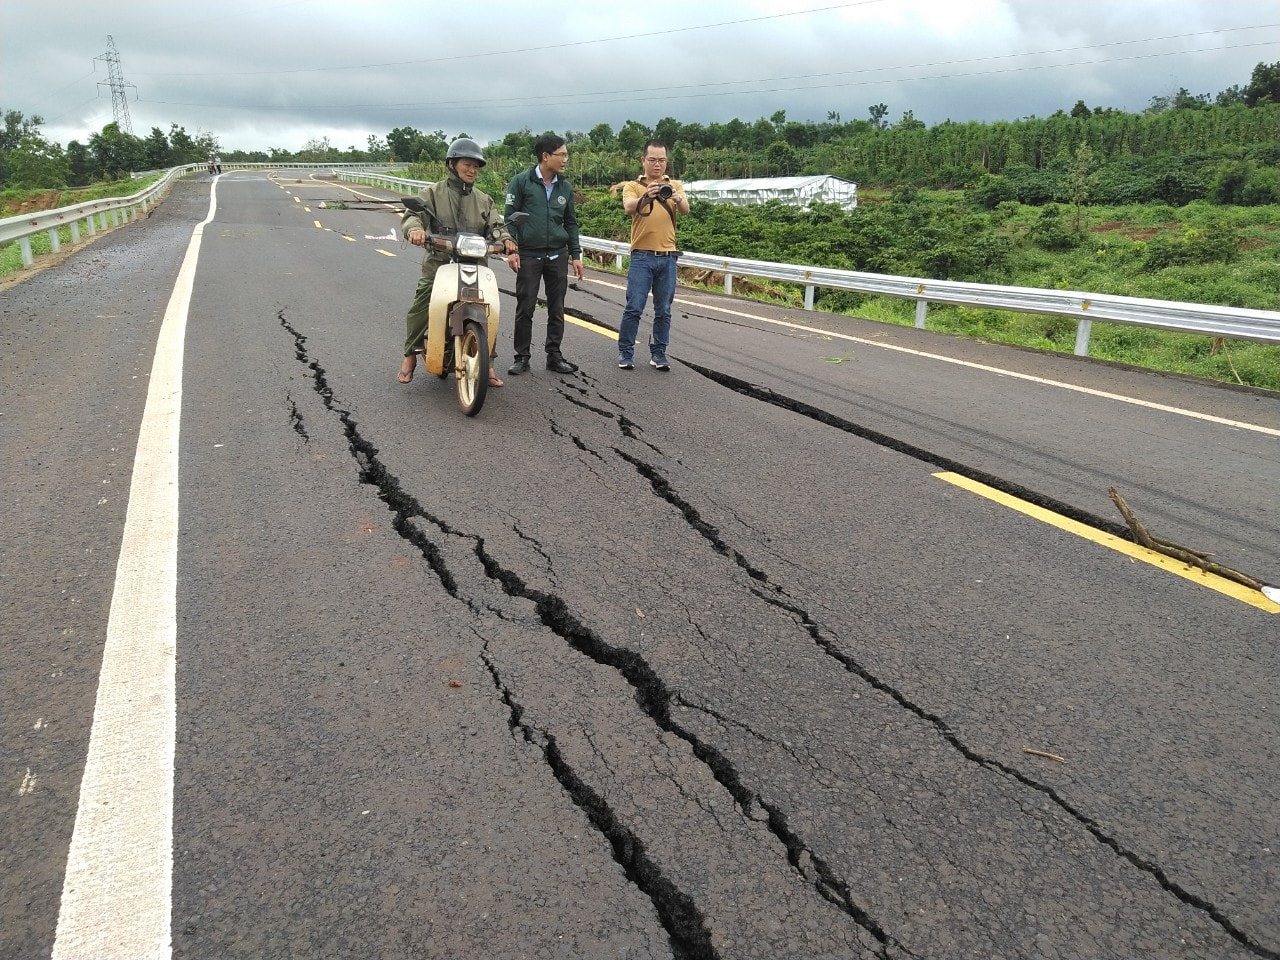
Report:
397,355,416,383
488,371,504,387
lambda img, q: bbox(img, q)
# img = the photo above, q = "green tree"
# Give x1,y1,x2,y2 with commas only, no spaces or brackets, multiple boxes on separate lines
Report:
386,126,418,162
587,123,615,150
765,140,799,175
617,119,651,155
1067,141,1094,230
896,110,925,131
1244,61,1280,106
297,136,336,162
501,126,534,158
6,133,70,188
193,130,220,161
868,103,889,130
1,109,43,151
88,122,144,178
388,126,442,163
1,108,45,185
748,117,775,147
169,124,202,164
143,127,171,168
654,116,681,149
65,140,93,186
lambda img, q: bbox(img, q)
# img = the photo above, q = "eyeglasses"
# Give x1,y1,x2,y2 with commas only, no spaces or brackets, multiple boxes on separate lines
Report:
550,150,568,158
644,156,668,164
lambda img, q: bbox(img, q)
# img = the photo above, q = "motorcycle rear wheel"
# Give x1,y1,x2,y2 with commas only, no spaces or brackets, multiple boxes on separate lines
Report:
455,321,488,416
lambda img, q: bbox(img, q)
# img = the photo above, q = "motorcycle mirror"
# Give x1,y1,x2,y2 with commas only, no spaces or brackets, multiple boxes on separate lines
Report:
402,196,426,213
506,211,530,226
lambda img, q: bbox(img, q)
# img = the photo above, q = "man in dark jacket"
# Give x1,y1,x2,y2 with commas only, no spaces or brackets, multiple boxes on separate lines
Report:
397,138,514,385
503,134,584,375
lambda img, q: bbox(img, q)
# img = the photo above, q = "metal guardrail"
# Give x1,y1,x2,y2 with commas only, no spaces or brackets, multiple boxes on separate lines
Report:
581,239,1280,355
0,163,409,271
333,169,430,194
9,167,1279,356
334,171,1280,355
0,166,192,269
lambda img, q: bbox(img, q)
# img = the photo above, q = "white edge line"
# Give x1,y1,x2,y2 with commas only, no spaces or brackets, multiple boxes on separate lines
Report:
585,277,1279,438
52,179,215,960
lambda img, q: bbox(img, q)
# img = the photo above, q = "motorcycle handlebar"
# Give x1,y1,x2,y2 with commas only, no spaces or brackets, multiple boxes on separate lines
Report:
417,233,507,257
403,197,520,255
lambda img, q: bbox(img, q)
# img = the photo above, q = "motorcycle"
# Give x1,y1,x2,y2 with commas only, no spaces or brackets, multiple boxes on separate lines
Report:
402,196,526,417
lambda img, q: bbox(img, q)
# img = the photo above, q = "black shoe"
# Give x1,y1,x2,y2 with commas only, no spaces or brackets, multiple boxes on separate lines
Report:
508,357,530,375
546,357,577,374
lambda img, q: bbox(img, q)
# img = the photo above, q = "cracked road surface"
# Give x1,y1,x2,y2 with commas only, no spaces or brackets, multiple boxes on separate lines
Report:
3,173,1278,960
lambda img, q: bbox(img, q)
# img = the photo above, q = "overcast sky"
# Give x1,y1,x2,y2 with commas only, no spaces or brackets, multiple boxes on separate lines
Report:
4,0,1276,154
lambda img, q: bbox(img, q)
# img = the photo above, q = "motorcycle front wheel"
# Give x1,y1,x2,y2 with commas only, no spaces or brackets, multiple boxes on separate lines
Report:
454,321,488,416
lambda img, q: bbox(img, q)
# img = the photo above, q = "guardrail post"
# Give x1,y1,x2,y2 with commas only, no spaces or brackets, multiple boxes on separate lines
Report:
915,299,929,329
615,253,624,269
71,220,81,243
724,273,734,295
1074,318,1092,356
804,284,815,310
47,227,61,254
19,236,33,266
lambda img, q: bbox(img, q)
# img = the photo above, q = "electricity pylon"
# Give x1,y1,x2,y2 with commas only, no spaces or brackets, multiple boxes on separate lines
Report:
96,35,136,135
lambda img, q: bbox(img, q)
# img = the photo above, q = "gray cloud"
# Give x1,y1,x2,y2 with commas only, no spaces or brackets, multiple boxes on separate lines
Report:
4,0,1275,153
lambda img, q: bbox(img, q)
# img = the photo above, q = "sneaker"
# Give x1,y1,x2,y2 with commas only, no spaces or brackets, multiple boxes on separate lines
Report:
649,358,670,371
618,358,634,369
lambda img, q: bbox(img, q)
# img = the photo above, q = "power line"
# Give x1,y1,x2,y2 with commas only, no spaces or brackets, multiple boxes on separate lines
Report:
130,1,892,78
134,36,1278,115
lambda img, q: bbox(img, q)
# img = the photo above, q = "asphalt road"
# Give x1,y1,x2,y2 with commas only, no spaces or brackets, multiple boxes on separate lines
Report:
2,171,1278,960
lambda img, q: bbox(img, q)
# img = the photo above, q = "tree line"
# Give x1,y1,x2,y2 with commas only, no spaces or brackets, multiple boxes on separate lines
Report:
2,61,1276,203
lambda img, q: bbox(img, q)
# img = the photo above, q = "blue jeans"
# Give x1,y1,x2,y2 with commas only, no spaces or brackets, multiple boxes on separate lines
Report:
619,250,677,361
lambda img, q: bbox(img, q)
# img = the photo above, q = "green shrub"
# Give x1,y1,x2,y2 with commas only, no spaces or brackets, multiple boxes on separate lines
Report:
1028,205,1081,251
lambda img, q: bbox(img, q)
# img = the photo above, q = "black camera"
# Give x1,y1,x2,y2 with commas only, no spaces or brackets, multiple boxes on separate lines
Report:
656,184,674,201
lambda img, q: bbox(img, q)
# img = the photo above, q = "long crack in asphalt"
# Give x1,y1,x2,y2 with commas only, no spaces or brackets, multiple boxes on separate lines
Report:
281,308,1274,960
280,309,860,960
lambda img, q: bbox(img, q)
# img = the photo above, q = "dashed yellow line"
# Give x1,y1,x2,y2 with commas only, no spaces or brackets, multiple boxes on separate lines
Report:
376,249,395,257
935,471,1279,613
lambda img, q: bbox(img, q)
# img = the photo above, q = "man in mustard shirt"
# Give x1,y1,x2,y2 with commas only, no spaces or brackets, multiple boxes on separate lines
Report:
619,140,690,371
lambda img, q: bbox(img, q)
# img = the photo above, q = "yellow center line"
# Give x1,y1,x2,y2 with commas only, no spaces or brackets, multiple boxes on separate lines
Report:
566,313,616,339
376,249,395,257
935,471,1279,613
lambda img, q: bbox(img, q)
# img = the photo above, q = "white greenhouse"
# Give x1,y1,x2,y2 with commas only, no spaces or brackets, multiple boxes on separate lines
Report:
681,175,858,211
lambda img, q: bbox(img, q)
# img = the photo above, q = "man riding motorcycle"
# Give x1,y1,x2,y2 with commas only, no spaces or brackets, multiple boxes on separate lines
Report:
397,138,516,386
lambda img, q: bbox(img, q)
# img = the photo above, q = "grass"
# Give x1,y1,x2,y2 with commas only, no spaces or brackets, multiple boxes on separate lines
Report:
1,174,166,277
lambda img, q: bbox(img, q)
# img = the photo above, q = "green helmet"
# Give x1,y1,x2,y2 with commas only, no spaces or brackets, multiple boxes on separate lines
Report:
446,137,486,166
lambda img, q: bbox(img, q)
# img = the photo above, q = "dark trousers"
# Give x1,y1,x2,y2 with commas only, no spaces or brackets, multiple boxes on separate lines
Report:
512,255,569,360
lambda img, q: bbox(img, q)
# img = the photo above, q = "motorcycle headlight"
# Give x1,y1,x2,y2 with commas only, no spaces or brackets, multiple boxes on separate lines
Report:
454,233,489,259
